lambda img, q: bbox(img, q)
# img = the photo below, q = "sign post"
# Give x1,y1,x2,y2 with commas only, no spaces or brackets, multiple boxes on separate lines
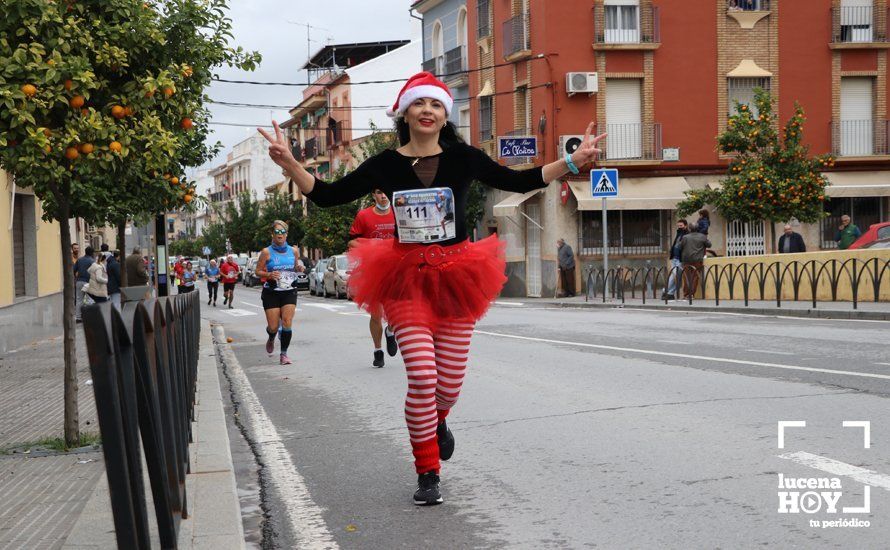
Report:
591,168,619,298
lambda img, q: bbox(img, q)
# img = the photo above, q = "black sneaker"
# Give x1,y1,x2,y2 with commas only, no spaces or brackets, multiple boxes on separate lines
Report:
437,420,454,461
385,328,398,357
372,350,385,368
223,296,228,305
208,298,212,305
413,471,443,506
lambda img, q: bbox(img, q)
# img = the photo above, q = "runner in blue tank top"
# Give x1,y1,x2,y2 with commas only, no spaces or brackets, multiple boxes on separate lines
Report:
255,220,305,365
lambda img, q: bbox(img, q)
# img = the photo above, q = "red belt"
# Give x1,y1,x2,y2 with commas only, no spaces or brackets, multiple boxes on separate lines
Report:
398,241,470,267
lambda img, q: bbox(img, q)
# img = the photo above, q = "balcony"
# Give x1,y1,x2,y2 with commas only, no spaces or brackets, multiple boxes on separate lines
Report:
727,0,770,11
503,12,531,60
504,128,534,166
594,4,660,49
303,133,330,165
831,6,890,48
594,123,663,163
477,0,491,39
422,56,443,76
443,46,468,86
831,119,890,158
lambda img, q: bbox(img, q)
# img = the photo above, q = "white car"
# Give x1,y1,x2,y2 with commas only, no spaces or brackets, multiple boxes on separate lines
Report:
322,255,349,299
309,259,330,296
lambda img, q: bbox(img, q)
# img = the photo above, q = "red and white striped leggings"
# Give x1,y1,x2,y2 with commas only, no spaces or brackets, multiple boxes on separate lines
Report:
394,321,474,474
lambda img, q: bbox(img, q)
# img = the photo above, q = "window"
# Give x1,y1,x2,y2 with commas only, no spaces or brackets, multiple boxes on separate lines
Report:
728,77,770,117
459,106,471,143
479,95,493,142
728,0,769,11
840,0,873,42
432,20,444,72
457,8,468,48
605,78,642,159
605,0,640,43
477,0,491,39
581,210,669,255
839,77,875,156
821,197,885,248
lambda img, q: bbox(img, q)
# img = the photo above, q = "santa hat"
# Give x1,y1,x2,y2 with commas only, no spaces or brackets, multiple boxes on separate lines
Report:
386,72,454,118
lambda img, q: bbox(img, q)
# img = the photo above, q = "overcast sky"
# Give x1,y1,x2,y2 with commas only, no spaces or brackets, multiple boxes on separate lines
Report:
198,1,419,173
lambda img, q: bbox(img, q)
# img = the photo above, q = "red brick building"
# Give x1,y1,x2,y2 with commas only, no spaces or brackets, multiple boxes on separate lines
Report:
465,0,890,297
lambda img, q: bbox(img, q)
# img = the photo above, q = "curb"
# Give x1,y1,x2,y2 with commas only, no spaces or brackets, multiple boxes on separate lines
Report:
531,300,890,321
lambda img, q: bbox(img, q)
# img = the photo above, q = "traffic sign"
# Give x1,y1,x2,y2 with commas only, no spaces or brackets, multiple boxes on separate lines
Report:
591,169,619,198
202,246,212,256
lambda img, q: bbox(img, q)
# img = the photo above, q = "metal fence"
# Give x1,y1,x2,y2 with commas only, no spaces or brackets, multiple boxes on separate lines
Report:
82,291,201,549
594,4,660,45
584,257,890,309
503,12,530,57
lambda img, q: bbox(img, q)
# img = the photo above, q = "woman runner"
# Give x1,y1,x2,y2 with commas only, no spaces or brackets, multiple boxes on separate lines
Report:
254,220,305,365
205,259,220,306
260,71,604,505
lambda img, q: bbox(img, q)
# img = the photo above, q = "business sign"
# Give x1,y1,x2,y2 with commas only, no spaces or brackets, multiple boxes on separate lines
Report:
498,136,538,159
591,169,619,198
663,147,680,162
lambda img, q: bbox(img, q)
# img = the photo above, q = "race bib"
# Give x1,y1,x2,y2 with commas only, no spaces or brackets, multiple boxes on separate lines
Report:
276,270,296,290
392,187,456,243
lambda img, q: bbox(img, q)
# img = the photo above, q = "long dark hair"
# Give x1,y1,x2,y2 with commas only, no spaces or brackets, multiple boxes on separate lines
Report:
396,119,465,148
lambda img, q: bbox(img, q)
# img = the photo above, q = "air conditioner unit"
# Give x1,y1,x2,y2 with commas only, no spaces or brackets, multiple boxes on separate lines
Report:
566,72,598,96
559,135,586,157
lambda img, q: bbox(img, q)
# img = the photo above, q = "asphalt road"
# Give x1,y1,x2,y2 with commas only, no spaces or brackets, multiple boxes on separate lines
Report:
200,283,890,549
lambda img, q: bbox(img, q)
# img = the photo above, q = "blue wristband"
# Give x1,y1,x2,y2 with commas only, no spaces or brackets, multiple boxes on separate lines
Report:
564,152,580,174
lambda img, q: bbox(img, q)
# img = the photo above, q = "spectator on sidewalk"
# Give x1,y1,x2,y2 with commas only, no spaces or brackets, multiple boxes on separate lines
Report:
557,238,576,297
679,224,711,299
126,247,149,286
73,246,95,322
86,252,109,304
99,242,111,260
107,250,122,308
663,219,688,300
70,242,80,266
696,209,711,236
835,214,861,250
778,225,806,254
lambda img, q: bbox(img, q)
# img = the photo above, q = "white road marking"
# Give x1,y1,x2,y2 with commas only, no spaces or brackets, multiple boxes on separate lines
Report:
778,451,890,491
216,329,338,548
338,312,370,317
302,303,347,312
495,301,525,307
223,309,257,317
240,301,263,309
656,339,678,345
606,307,890,323
474,330,890,381
876,362,890,366
745,349,796,356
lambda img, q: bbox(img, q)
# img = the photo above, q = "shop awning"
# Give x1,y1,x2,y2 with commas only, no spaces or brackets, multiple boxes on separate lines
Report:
824,172,890,197
568,177,690,210
492,189,542,217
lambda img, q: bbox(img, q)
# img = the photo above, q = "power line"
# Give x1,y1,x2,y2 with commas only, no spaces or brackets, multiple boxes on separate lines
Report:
209,121,471,130
213,54,548,87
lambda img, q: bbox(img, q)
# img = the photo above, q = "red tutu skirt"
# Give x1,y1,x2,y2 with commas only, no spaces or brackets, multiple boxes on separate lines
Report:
346,235,507,330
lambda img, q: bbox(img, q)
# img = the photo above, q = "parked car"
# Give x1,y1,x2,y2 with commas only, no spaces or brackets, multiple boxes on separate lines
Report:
243,257,260,287
309,259,330,296
849,221,890,249
235,256,248,282
861,237,890,250
294,269,310,291
323,255,349,299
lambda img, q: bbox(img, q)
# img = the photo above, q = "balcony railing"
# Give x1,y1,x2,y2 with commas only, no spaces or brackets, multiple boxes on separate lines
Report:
594,4,660,45
504,128,533,166
726,0,771,11
444,45,467,75
831,119,890,157
832,6,888,43
595,123,663,161
477,0,491,39
304,134,330,160
422,56,443,76
503,12,530,58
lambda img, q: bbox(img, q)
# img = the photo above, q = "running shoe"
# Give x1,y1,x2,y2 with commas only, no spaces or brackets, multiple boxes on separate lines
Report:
385,328,398,357
208,298,212,305
372,350,385,368
265,337,275,355
413,472,443,506
437,420,454,461
223,296,228,305
228,303,233,309
280,353,292,365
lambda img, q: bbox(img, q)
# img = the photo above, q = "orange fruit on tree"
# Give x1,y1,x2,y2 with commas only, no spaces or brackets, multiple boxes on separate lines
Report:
47,59,56,66
43,128,53,138
109,141,122,153
182,66,193,78
181,117,193,130
70,95,85,109
163,87,175,98
44,144,51,153
64,79,73,91
169,179,178,186
145,89,155,98
171,177,179,185
80,143,94,154
124,106,133,117
21,84,37,97
184,194,193,204
111,105,125,119
65,147,79,160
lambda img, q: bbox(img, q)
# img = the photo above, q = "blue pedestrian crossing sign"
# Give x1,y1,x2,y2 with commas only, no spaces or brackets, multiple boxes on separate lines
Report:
591,169,619,198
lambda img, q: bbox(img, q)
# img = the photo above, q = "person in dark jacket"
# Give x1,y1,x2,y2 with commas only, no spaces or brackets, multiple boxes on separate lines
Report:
126,247,149,286
73,246,95,322
777,225,806,254
663,219,688,300
696,209,711,236
678,224,711,299
557,238,576,297
107,250,122,308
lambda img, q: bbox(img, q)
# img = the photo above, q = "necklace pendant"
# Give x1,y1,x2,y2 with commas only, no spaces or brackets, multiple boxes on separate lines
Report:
412,157,421,166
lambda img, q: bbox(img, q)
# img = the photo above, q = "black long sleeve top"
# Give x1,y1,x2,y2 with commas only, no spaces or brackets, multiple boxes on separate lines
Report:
305,143,547,246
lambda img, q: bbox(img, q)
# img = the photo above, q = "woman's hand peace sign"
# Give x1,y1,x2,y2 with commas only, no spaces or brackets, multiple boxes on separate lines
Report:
570,123,607,167
258,121,297,171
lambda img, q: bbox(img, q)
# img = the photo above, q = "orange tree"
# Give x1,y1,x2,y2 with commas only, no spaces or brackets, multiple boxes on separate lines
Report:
677,88,834,226
0,0,258,445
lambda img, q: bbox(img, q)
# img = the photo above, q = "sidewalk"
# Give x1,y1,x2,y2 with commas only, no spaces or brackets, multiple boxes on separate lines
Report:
0,321,244,549
506,295,890,320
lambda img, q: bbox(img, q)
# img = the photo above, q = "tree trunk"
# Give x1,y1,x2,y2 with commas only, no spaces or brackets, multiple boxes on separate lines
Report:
59,207,80,447
117,219,128,287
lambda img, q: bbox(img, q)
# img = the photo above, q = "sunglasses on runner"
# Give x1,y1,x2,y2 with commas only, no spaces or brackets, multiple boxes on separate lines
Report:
273,228,287,235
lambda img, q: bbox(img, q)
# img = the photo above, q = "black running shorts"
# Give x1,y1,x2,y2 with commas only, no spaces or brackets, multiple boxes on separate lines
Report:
261,287,297,310
223,282,236,292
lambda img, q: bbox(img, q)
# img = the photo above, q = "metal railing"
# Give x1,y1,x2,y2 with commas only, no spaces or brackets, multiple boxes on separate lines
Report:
832,6,888,43
584,258,890,309
830,119,890,157
726,0,771,11
477,0,491,39
82,291,201,549
478,97,493,143
503,12,530,57
595,122,663,161
594,4,660,45
444,45,467,75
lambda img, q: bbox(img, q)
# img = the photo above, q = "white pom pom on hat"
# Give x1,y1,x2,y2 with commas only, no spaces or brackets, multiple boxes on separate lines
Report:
386,71,454,118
